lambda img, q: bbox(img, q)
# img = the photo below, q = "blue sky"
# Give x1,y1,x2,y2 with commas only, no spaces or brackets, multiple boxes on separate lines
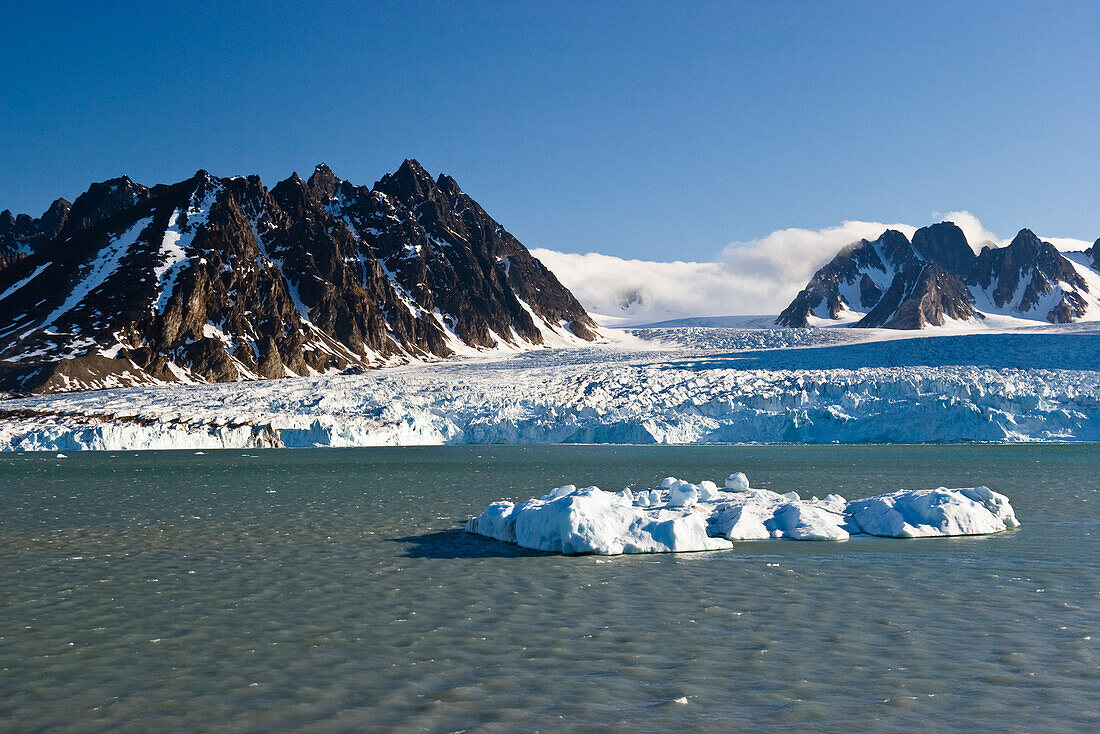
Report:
1,1,1097,261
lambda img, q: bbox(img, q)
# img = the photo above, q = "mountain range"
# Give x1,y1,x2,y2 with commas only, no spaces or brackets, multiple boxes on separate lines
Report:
777,221,1100,329
0,161,598,394
5,164,1098,398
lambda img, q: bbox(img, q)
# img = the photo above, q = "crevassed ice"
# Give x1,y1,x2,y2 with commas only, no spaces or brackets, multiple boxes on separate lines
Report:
465,473,1020,555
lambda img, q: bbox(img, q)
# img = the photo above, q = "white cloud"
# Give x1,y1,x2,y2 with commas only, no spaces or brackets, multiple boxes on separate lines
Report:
534,212,1096,325
532,250,750,326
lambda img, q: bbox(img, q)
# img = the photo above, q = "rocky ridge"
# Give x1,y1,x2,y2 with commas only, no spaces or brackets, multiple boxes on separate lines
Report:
777,222,1100,328
0,161,598,394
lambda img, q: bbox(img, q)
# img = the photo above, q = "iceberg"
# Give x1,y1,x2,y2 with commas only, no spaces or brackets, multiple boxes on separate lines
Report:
465,474,1020,554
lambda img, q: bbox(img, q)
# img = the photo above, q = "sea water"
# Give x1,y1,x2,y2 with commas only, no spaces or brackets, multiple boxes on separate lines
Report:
1,445,1097,732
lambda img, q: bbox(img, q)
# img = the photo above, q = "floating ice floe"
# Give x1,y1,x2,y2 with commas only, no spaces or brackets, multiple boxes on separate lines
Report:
465,473,1020,554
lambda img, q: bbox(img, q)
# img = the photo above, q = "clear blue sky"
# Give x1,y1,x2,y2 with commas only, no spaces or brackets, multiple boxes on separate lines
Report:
1,1,1097,260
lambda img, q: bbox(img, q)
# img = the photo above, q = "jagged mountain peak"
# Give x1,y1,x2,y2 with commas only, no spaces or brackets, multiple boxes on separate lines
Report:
779,221,1100,329
0,162,599,394
397,157,430,177
80,175,145,201
271,171,314,208
435,172,463,196
878,228,910,246
62,175,151,238
876,229,917,265
376,158,438,199
911,221,974,278
307,163,343,201
1007,228,1042,252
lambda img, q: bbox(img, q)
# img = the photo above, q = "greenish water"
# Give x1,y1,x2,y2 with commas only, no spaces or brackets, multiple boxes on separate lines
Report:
1,445,1097,732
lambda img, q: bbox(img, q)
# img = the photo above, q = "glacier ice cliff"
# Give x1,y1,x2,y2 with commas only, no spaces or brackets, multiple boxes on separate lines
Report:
0,327,1098,451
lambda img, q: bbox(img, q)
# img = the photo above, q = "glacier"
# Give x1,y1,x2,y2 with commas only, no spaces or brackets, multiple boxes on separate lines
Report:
465,474,1021,554
0,325,1098,451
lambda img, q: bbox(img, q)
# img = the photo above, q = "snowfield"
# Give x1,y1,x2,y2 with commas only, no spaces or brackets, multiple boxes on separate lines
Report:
466,474,1021,554
0,325,1098,451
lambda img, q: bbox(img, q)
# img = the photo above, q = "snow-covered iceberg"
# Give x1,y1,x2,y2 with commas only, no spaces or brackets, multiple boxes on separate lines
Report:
465,474,1020,554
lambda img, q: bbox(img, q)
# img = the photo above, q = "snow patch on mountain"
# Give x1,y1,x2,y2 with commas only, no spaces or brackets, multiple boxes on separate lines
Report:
0,262,50,302
40,217,150,330
152,185,219,314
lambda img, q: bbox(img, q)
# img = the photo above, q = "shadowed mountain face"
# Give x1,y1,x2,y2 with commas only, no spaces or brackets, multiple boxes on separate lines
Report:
777,221,1100,329
910,222,975,278
0,161,598,394
1088,239,1100,271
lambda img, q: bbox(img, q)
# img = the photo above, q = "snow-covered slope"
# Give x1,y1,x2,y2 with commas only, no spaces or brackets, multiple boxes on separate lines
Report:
2,325,1099,450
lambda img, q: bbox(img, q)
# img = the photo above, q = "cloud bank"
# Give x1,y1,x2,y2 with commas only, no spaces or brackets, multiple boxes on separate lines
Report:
533,212,1097,326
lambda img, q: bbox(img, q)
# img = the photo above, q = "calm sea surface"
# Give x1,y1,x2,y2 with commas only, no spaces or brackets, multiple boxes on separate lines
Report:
1,445,1097,732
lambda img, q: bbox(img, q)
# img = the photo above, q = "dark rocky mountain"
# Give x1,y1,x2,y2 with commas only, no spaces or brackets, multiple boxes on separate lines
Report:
776,229,920,327
910,221,975,278
968,229,1089,322
857,262,976,329
0,198,71,269
1088,239,1100,271
0,161,598,394
777,221,1100,329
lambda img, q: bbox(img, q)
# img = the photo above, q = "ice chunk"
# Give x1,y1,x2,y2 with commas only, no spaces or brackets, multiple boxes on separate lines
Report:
504,486,731,554
725,472,749,492
847,486,1020,538
541,484,577,501
711,502,772,540
667,480,699,508
771,503,849,541
467,477,1020,555
698,480,720,501
464,500,519,543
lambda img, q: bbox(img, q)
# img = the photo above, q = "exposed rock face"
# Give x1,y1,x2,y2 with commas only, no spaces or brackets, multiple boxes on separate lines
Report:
911,222,975,278
968,229,1089,323
0,198,71,269
859,263,976,329
777,229,924,327
0,161,598,394
778,221,1099,329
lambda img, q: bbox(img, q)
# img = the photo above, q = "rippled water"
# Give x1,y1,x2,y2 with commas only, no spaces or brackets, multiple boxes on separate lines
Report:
1,445,1097,732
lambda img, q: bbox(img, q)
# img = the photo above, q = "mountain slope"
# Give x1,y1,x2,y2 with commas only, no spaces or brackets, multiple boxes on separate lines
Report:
777,221,1100,329
0,161,598,394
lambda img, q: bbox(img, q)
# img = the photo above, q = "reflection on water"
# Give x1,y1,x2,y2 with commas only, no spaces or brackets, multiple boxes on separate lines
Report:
1,445,1097,732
